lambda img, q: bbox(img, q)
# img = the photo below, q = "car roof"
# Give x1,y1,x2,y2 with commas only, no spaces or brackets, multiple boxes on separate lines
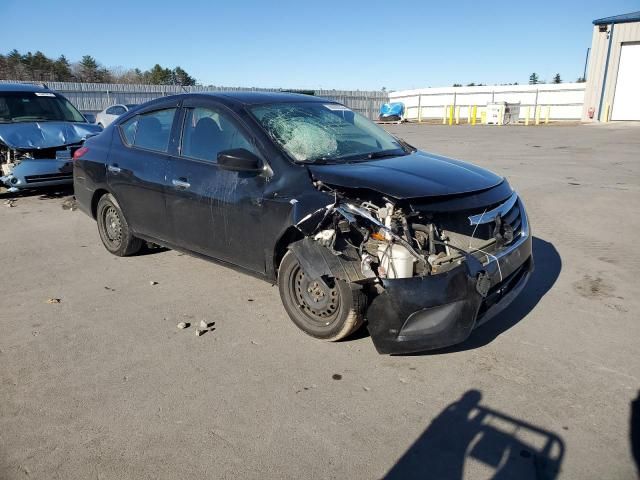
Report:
189,91,328,105
0,82,55,93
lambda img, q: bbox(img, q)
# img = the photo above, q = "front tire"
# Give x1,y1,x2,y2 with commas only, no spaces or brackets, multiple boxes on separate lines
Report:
96,193,142,256
278,250,366,341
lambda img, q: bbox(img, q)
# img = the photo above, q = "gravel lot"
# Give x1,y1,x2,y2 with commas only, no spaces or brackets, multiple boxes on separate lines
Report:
1,123,639,479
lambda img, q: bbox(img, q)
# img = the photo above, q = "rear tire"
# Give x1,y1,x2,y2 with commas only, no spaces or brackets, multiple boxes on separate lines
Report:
96,193,142,256
278,250,366,341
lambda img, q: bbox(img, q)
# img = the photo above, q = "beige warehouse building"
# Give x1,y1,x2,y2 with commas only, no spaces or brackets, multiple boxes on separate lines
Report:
582,11,640,121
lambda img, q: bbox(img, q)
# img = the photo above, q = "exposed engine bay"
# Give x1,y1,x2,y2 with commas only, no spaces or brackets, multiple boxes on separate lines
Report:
294,180,523,285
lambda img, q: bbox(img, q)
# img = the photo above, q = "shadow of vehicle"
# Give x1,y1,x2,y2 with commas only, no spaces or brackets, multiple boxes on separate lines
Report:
631,390,640,477
136,242,170,256
385,390,565,480
0,185,74,199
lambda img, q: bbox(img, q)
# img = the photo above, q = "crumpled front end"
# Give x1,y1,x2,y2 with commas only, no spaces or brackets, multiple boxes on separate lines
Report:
0,121,100,191
1,145,76,191
289,180,533,354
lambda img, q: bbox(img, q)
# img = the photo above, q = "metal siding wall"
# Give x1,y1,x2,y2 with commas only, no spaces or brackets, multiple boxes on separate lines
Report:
390,84,585,121
582,21,640,121
0,81,389,120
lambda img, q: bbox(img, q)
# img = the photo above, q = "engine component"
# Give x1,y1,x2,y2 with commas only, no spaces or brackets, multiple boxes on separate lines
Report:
377,244,416,279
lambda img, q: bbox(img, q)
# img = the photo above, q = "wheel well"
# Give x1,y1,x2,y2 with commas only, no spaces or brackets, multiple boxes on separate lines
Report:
273,227,304,278
91,189,109,219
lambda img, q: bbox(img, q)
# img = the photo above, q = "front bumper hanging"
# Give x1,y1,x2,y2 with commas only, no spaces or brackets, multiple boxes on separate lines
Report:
367,202,533,355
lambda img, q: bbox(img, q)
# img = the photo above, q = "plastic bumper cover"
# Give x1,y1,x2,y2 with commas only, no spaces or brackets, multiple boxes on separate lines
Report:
367,205,533,355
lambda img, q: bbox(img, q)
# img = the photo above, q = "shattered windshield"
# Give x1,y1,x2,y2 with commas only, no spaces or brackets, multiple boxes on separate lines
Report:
250,102,407,163
0,92,86,123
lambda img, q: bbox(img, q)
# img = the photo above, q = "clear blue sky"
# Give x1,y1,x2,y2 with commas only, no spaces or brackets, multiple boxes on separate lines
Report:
1,0,638,90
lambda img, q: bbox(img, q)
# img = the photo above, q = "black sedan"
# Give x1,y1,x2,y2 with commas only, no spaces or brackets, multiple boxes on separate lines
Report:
74,92,533,354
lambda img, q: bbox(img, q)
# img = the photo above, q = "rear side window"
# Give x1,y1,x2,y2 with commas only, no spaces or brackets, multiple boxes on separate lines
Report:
120,108,176,153
180,106,255,162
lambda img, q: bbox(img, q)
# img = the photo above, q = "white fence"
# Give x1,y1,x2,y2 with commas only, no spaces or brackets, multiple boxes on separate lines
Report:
389,83,586,122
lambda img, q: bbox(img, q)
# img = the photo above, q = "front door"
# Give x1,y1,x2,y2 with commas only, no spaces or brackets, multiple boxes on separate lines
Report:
165,102,267,273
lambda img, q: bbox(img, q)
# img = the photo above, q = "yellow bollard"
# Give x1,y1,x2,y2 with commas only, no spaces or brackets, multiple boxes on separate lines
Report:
525,107,530,126
455,106,460,125
481,111,487,125
448,105,453,126
545,106,550,125
471,105,477,125
442,106,447,125
535,106,541,125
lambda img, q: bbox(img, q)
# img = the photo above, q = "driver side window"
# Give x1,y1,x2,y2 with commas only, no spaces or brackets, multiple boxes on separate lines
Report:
180,106,255,163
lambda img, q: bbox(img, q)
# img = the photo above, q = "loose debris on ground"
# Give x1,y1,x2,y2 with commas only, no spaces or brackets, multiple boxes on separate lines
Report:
61,197,77,211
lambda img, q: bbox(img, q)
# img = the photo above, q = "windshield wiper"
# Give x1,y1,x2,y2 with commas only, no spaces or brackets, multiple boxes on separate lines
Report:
366,150,405,160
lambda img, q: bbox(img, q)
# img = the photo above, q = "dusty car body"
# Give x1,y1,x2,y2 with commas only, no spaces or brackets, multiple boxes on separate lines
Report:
74,92,532,354
0,83,101,192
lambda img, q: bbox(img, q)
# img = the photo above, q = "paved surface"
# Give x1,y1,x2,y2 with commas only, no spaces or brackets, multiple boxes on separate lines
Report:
1,124,639,479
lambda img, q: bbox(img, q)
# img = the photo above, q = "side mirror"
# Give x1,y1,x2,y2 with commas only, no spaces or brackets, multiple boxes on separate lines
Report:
217,148,263,173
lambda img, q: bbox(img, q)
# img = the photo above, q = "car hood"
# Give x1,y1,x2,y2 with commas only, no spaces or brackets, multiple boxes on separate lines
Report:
0,121,102,150
307,150,504,199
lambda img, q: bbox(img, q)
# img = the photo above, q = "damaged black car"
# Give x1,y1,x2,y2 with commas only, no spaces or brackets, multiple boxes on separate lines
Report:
0,83,101,192
74,92,532,354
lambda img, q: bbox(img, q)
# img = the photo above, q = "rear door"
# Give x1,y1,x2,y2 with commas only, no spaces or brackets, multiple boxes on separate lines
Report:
107,104,180,242
165,99,267,273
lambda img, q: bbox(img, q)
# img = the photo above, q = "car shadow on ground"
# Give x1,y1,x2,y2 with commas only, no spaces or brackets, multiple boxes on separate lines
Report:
632,391,640,478
0,185,75,199
384,389,565,480
351,236,561,350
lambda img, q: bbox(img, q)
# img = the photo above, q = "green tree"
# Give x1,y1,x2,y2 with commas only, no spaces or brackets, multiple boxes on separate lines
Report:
529,72,539,85
53,55,73,81
31,51,52,80
552,73,562,84
79,55,100,82
172,66,196,86
452,83,462,87
576,76,586,83
5,49,25,79
148,64,172,84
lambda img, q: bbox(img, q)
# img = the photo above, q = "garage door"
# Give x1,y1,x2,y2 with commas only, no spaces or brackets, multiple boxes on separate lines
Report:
611,43,640,121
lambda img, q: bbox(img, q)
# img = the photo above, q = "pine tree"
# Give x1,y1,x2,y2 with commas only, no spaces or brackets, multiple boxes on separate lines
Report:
552,73,562,84
79,55,100,82
529,73,539,85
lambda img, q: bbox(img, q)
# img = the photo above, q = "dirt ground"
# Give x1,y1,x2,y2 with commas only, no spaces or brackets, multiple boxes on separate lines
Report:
1,123,639,479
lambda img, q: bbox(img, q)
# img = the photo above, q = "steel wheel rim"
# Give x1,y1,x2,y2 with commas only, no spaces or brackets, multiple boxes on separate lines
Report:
292,265,340,326
102,205,122,247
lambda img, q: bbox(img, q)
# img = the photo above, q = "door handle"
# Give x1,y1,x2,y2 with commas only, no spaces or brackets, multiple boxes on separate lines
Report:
107,165,122,173
172,178,191,189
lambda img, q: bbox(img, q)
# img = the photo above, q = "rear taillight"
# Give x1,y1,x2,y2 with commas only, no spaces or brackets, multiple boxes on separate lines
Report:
73,147,89,160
